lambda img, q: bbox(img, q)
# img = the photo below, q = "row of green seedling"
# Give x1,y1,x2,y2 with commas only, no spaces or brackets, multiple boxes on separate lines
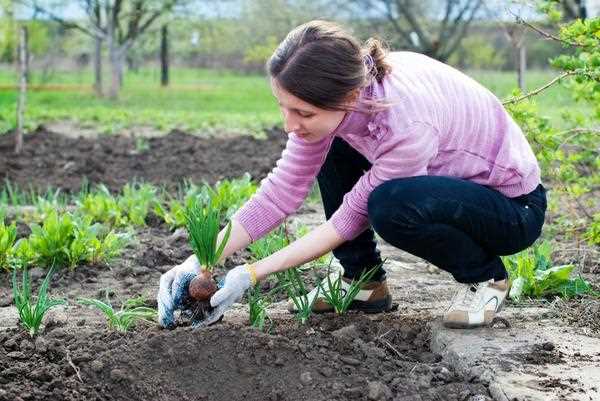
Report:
155,173,257,229
1,209,130,271
12,267,156,336
1,175,258,232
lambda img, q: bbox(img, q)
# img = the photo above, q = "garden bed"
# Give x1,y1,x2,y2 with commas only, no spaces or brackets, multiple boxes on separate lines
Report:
1,125,598,401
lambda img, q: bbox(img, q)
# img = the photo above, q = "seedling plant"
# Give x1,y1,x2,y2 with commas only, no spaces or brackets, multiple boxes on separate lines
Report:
12,267,66,336
78,294,157,332
321,263,383,315
277,267,320,325
184,199,232,322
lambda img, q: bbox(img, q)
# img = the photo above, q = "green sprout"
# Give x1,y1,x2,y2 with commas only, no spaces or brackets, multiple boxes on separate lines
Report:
184,199,231,271
277,267,320,325
78,295,157,332
248,284,273,331
321,263,383,315
12,267,66,336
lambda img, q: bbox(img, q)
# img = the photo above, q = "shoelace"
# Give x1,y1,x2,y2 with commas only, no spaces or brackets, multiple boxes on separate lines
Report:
454,283,481,309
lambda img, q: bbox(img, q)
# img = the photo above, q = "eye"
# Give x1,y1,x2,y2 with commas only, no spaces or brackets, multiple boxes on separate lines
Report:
298,111,314,118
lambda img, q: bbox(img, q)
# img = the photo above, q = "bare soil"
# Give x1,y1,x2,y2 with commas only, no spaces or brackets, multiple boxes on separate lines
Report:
0,125,287,193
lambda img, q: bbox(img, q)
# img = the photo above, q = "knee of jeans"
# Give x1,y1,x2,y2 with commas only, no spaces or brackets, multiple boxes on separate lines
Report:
368,181,393,225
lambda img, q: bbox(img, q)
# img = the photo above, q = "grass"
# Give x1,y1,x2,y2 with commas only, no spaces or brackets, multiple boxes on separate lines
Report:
0,66,584,136
0,67,280,136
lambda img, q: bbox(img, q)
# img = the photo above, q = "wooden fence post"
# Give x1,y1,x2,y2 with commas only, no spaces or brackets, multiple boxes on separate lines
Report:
161,25,169,87
15,25,28,155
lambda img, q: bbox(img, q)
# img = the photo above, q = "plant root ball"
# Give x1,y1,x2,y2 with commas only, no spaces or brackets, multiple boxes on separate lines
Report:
189,270,218,301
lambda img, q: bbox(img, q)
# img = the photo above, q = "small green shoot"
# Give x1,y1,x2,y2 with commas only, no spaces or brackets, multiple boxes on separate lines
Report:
12,267,66,336
248,284,273,331
276,267,320,324
78,295,157,332
321,263,383,315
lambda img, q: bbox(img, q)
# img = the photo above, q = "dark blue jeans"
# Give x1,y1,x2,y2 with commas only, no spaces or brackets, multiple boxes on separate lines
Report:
317,137,547,284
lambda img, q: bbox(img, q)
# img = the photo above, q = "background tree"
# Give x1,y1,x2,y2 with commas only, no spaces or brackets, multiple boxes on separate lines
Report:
342,0,484,62
15,0,187,98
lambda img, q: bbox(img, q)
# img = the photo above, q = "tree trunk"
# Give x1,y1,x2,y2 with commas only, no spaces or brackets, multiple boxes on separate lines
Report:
93,36,103,96
15,26,28,154
109,50,125,99
161,25,169,87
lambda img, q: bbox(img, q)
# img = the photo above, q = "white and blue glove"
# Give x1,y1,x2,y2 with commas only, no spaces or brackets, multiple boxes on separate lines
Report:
157,255,201,328
195,264,256,328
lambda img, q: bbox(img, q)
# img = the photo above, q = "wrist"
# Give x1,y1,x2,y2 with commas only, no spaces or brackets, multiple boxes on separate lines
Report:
244,263,258,286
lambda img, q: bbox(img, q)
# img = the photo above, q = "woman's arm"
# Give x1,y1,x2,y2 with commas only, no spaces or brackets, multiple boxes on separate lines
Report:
217,219,252,263
252,220,345,281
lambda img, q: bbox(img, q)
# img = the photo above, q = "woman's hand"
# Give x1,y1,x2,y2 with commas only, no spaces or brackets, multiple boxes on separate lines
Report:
157,255,201,328
196,264,256,327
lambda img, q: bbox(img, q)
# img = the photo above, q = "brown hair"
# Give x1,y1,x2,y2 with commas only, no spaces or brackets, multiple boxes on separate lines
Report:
267,20,392,111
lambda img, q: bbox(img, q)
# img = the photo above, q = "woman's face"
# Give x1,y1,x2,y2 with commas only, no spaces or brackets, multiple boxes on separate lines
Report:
271,78,347,142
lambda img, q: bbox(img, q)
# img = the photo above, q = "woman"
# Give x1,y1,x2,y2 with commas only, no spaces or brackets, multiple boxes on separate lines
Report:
157,20,547,330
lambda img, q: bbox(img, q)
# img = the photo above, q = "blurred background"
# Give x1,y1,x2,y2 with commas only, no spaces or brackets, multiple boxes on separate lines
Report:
1,0,598,136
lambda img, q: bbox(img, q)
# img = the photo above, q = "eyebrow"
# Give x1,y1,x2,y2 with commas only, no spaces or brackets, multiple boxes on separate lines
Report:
277,101,314,114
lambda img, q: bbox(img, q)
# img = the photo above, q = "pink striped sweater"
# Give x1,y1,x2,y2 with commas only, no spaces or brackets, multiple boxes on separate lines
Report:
233,52,541,242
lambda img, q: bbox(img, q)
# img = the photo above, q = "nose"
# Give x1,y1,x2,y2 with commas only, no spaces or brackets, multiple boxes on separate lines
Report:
283,109,301,134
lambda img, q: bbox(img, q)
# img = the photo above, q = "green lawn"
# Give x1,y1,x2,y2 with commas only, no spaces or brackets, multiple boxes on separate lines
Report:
0,66,583,136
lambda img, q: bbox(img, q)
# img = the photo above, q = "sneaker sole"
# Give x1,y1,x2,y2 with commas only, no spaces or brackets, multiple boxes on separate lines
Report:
443,298,507,329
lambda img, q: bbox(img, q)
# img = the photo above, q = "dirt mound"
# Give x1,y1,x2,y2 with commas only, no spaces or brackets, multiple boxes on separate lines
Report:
0,126,287,193
0,315,490,401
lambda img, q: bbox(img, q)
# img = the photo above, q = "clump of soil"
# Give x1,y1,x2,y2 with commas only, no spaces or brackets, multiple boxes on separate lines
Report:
0,125,287,193
0,314,491,401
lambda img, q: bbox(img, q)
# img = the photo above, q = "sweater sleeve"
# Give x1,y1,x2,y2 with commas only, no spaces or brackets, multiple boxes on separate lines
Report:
330,121,439,241
232,133,334,242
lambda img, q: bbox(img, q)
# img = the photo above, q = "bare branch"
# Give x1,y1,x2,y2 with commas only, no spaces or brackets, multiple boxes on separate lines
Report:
502,71,576,105
395,0,432,50
508,9,584,48
15,0,103,38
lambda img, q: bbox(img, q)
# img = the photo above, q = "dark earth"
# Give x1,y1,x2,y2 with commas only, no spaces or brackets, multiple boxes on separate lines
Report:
0,126,502,400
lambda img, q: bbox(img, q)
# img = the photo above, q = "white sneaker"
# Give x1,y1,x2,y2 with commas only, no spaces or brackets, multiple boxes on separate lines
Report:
443,279,509,329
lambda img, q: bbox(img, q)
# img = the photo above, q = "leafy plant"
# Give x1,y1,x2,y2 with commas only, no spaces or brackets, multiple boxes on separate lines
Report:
185,199,232,272
12,267,66,336
26,211,129,269
78,295,157,332
320,263,382,315
0,219,17,270
502,241,593,301
78,185,124,227
117,183,157,226
78,183,157,227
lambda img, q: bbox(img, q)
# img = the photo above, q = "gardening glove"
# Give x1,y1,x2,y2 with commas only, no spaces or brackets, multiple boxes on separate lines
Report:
195,264,257,328
157,254,201,328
